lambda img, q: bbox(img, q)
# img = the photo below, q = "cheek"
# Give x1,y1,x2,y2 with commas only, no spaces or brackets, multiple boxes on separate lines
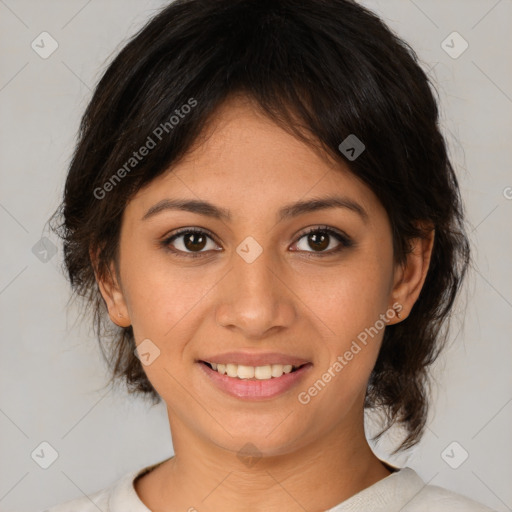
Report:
119,240,214,342
300,254,393,342
295,248,393,399
121,258,214,400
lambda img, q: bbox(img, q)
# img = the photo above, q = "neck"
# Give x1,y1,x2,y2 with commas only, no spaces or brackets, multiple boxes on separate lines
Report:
138,410,392,512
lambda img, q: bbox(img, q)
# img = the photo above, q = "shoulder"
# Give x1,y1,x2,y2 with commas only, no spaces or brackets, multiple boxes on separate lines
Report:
406,481,496,512
331,467,496,512
395,468,496,512
43,486,110,512
42,466,147,512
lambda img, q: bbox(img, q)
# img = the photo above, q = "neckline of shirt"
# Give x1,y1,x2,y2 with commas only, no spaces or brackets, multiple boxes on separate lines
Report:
109,459,424,512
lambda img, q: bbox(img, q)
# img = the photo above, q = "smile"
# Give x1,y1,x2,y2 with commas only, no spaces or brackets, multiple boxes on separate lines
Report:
202,361,302,380
198,358,312,400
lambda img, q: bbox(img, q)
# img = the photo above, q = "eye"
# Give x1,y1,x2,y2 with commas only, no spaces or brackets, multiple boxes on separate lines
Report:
291,226,353,255
161,228,221,257
161,225,353,259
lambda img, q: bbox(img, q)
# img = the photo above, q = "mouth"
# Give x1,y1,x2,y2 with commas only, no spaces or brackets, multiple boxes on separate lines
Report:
197,358,312,400
200,361,306,380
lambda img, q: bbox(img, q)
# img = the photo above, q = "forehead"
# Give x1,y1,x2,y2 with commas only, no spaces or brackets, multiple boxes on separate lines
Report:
126,95,382,223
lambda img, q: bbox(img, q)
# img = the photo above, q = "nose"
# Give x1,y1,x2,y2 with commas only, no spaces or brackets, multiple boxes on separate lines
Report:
214,247,296,339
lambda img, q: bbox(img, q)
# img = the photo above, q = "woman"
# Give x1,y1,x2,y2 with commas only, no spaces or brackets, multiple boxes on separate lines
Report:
47,0,494,510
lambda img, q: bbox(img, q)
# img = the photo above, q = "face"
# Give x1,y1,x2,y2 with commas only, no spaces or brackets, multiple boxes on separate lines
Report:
98,95,431,458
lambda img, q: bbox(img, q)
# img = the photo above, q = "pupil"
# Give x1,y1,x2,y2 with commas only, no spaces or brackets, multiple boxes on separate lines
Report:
308,232,329,251
185,233,206,251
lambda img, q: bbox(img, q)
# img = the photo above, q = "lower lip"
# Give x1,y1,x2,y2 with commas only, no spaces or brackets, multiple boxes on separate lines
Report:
198,362,312,400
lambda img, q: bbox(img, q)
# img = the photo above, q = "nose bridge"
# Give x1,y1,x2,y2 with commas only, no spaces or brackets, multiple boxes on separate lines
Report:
214,243,295,337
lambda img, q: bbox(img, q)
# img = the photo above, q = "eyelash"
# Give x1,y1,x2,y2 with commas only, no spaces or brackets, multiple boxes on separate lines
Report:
160,226,354,259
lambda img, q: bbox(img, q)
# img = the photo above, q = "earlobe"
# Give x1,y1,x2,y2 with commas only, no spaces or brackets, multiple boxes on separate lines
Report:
390,224,435,323
90,248,131,327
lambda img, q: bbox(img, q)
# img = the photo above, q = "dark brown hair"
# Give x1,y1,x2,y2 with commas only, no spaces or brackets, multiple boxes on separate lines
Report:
50,0,470,451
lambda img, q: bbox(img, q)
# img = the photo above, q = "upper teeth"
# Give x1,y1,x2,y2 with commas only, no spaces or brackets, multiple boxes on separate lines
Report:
209,362,296,380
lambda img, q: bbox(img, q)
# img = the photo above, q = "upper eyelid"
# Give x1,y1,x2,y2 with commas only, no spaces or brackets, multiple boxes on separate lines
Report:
166,227,220,245
296,225,350,241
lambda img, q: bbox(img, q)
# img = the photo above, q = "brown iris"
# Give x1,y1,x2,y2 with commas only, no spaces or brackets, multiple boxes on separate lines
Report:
184,232,208,251
307,231,329,251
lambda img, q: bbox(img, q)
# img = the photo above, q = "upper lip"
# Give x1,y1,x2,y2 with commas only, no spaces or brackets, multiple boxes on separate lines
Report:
199,352,311,367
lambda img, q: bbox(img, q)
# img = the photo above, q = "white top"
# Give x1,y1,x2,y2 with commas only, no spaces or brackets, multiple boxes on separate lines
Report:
45,460,495,512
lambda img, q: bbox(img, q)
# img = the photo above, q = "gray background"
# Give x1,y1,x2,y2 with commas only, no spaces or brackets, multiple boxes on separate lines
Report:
0,0,511,511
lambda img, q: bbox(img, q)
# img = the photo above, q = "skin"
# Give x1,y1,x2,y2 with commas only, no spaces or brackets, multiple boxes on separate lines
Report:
96,95,434,512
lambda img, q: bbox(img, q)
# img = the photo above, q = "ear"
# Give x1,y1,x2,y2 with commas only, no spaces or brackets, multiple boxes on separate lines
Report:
389,223,435,323
89,247,131,328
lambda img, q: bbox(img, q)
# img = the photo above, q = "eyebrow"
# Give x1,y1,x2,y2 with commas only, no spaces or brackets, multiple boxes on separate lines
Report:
141,195,368,224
